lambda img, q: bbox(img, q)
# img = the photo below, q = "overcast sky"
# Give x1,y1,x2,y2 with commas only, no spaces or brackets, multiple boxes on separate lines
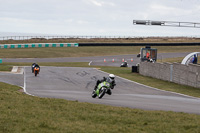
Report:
1,0,200,36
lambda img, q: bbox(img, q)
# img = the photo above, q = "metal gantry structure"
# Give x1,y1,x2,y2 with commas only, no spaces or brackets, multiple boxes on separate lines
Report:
133,20,200,28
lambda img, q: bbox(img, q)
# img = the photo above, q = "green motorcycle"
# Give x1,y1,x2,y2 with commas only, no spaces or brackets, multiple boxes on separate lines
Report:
91,81,111,99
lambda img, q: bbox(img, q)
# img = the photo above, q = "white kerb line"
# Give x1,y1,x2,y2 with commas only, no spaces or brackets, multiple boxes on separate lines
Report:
23,67,34,96
89,61,92,66
23,67,26,92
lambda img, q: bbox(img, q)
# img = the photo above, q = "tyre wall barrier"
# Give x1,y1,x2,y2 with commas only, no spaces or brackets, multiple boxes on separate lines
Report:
0,43,79,48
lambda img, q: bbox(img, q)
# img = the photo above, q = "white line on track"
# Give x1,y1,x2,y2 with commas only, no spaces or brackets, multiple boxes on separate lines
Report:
23,67,34,96
89,61,92,66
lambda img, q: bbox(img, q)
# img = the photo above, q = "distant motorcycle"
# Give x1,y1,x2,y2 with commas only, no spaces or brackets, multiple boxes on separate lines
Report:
92,81,112,99
34,67,40,76
120,62,128,67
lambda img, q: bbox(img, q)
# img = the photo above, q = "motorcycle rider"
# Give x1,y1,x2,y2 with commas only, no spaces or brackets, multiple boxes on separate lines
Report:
31,63,40,73
121,61,128,67
93,74,116,95
31,63,36,73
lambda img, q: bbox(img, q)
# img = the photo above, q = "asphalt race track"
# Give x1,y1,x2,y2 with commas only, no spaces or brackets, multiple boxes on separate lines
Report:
0,72,23,87
1,52,200,114
24,66,200,114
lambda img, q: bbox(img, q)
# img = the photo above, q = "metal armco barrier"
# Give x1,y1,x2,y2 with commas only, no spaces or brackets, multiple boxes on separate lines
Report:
78,42,200,46
0,43,79,48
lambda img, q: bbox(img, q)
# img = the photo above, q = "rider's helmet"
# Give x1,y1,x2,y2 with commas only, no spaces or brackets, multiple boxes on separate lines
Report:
32,63,36,66
109,74,115,80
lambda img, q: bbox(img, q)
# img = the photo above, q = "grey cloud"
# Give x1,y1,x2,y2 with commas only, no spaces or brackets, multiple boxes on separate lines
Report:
1,0,200,36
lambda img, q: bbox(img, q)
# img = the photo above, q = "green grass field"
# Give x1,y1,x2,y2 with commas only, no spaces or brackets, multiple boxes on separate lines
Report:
0,46,200,58
0,46,200,132
0,82,200,133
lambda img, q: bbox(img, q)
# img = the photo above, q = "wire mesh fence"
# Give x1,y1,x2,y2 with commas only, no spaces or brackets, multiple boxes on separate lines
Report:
1,35,198,41
0,36,142,40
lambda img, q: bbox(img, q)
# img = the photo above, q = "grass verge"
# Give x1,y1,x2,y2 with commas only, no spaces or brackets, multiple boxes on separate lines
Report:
0,63,13,71
0,46,200,58
158,57,184,63
0,82,200,133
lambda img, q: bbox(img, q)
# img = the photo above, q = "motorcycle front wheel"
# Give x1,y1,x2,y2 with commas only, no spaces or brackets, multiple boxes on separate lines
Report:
35,71,38,76
98,87,106,99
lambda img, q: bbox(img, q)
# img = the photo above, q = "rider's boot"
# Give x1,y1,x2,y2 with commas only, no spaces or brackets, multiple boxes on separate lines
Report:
92,85,97,94
94,85,97,91
92,85,98,98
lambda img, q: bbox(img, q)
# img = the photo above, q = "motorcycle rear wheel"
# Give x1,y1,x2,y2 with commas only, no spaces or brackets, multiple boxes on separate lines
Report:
91,90,97,98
